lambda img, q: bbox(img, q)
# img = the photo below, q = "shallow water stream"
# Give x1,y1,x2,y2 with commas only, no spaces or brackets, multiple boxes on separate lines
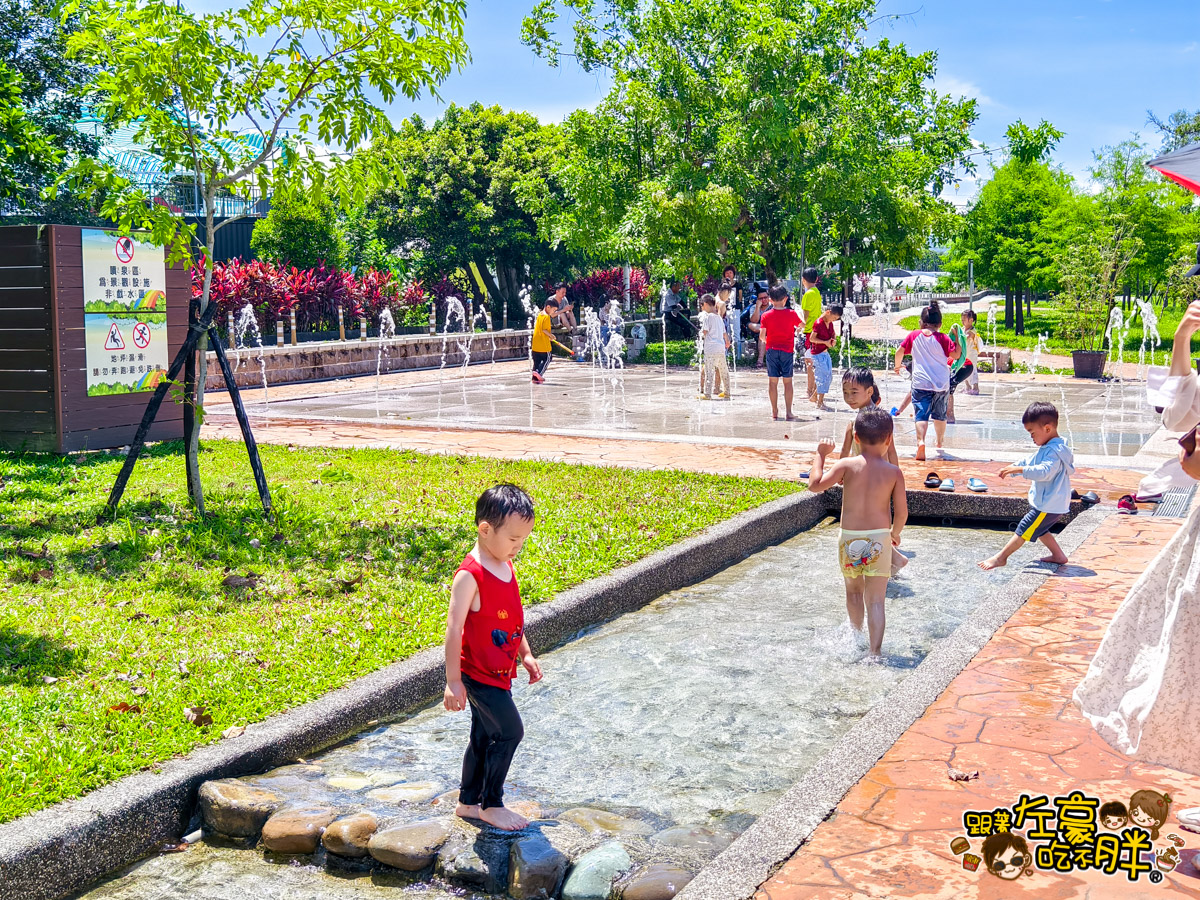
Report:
82,520,1021,899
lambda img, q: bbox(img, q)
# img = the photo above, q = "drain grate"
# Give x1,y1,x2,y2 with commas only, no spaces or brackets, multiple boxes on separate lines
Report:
1152,484,1197,518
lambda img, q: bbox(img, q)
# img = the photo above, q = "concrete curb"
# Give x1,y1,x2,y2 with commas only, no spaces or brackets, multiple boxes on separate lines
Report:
0,490,830,900
678,506,1109,900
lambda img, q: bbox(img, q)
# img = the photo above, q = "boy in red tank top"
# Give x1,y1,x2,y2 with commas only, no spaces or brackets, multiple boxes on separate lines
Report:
444,483,543,831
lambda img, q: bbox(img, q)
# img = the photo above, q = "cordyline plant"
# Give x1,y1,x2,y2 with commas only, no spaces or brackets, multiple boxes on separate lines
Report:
53,0,468,514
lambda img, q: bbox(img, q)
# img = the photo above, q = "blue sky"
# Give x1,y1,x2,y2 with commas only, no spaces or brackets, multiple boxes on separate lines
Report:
382,0,1200,200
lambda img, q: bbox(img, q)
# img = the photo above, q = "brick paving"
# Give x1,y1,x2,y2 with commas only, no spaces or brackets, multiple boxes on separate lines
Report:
756,515,1200,899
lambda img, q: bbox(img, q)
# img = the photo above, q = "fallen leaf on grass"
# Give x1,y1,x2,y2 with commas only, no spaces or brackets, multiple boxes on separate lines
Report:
127,612,150,622
132,686,148,697
31,568,54,583
947,768,979,782
221,725,246,740
109,702,141,714
184,706,213,727
176,659,190,679
221,573,259,589
339,572,364,592
18,542,49,560
41,675,58,684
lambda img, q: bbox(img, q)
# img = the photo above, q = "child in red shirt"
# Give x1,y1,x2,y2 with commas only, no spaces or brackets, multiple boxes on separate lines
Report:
759,285,802,420
444,484,543,831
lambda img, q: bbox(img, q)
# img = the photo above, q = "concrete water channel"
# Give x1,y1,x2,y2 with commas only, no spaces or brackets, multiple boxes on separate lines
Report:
79,520,1028,900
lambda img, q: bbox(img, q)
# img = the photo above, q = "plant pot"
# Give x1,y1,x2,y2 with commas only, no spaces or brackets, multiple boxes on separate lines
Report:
1071,349,1107,379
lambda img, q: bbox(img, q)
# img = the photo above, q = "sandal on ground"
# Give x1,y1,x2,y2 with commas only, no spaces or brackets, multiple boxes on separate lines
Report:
938,479,956,492
924,472,942,489
1117,494,1138,514
967,477,988,493
1134,491,1163,503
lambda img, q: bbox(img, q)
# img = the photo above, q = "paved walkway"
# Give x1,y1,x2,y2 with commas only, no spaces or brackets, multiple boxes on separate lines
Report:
757,514,1200,899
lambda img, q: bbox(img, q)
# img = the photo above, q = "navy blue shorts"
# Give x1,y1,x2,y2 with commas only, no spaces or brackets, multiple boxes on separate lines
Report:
1015,508,1062,542
911,388,948,422
765,348,794,378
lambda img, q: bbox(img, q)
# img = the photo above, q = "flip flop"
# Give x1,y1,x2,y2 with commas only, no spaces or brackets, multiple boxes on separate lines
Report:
1117,494,1138,515
924,473,942,489
1079,491,1100,507
938,479,955,492
799,471,810,480
967,478,988,493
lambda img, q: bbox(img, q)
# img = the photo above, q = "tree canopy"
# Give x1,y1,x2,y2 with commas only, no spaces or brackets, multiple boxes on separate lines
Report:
521,0,978,282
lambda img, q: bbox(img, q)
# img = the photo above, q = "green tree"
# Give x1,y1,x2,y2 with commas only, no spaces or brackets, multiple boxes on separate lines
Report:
0,0,100,221
1147,108,1200,152
947,120,1069,333
521,0,977,285
251,196,347,270
368,103,584,320
57,0,468,513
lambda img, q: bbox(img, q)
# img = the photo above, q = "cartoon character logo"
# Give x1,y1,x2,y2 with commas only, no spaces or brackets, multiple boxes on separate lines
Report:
843,539,883,571
491,628,520,650
1129,790,1171,840
1099,800,1128,830
982,832,1031,881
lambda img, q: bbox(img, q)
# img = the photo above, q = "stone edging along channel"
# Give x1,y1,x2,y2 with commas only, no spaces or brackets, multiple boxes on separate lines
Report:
0,489,831,900
677,505,1109,900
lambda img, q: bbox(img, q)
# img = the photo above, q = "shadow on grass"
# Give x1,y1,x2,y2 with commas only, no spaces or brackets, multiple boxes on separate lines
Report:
0,626,85,686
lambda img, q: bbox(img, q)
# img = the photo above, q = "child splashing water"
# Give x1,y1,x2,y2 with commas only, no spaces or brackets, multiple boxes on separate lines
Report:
808,408,908,658
840,368,908,576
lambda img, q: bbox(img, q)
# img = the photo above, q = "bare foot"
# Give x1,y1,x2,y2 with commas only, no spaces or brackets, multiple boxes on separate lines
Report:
915,443,926,461
1040,555,1069,565
771,413,780,420
455,802,482,821
478,805,529,831
786,412,796,421
978,556,1006,570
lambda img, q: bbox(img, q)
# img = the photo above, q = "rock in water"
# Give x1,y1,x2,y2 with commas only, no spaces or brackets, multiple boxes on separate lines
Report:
562,842,633,900
326,775,372,792
198,779,283,839
560,808,652,836
436,828,511,893
261,805,338,854
509,833,569,899
650,825,735,856
322,811,379,858
621,864,693,900
369,819,453,871
367,781,442,805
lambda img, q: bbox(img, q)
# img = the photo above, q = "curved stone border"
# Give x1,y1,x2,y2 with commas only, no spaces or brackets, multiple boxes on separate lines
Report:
0,490,830,900
676,506,1109,900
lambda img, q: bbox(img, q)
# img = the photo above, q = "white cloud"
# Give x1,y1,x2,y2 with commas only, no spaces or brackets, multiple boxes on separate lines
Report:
1184,42,1198,54
934,74,996,108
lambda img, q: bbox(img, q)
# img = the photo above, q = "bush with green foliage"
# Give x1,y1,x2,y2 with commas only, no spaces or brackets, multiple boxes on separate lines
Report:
251,197,348,271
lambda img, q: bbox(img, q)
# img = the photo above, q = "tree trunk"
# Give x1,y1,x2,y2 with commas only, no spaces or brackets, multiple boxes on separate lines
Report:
187,204,216,515
1004,285,1014,330
1025,285,1031,318
1015,284,1025,336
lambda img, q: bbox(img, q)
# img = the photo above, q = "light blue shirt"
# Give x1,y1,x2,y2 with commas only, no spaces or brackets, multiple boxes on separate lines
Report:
1018,436,1075,515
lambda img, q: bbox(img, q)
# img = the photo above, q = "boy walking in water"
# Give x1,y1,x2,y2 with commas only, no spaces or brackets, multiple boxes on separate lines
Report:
980,402,1073,570
808,408,908,658
761,284,802,420
444,484,544,831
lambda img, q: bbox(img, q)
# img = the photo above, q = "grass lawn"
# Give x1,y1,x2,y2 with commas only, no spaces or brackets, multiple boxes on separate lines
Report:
899,301,1184,358
0,442,799,823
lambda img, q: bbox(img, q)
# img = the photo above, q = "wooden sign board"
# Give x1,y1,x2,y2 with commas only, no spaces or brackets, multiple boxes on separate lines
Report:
0,225,188,453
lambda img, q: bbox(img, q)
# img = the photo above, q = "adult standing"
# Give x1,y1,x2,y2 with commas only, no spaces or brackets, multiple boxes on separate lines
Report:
747,282,771,368
799,267,823,402
893,300,958,461
1074,300,1200,787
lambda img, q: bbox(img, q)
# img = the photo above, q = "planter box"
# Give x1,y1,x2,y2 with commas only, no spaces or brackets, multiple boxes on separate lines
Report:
1071,349,1107,379
977,349,1011,374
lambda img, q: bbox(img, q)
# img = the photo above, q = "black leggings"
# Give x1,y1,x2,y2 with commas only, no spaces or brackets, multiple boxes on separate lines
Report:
532,351,550,376
460,675,524,809
950,361,974,393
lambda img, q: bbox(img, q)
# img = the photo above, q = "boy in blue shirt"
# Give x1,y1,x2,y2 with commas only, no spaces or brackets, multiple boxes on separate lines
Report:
979,402,1074,570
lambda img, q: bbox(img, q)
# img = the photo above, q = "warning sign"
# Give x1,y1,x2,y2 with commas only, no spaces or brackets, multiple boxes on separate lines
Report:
81,228,167,396
104,323,125,350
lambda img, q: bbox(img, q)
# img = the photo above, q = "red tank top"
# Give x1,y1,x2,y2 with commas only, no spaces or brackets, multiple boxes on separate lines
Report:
457,554,524,689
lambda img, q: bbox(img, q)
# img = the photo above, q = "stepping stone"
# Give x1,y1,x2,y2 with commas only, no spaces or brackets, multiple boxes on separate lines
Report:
562,841,633,900
436,829,510,894
621,864,693,900
261,805,338,854
198,779,283,839
326,775,373,791
650,825,735,855
369,818,453,871
322,811,378,858
509,832,569,899
560,808,652,836
367,781,441,804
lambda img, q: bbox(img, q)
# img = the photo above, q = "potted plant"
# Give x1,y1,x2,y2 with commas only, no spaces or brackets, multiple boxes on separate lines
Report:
1054,216,1140,378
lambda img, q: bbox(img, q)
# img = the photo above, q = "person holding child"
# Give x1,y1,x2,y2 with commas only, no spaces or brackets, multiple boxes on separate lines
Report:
808,407,908,658
444,484,543,832
978,401,1073,570
760,284,802,420
894,300,959,460
699,293,732,400
799,267,824,401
